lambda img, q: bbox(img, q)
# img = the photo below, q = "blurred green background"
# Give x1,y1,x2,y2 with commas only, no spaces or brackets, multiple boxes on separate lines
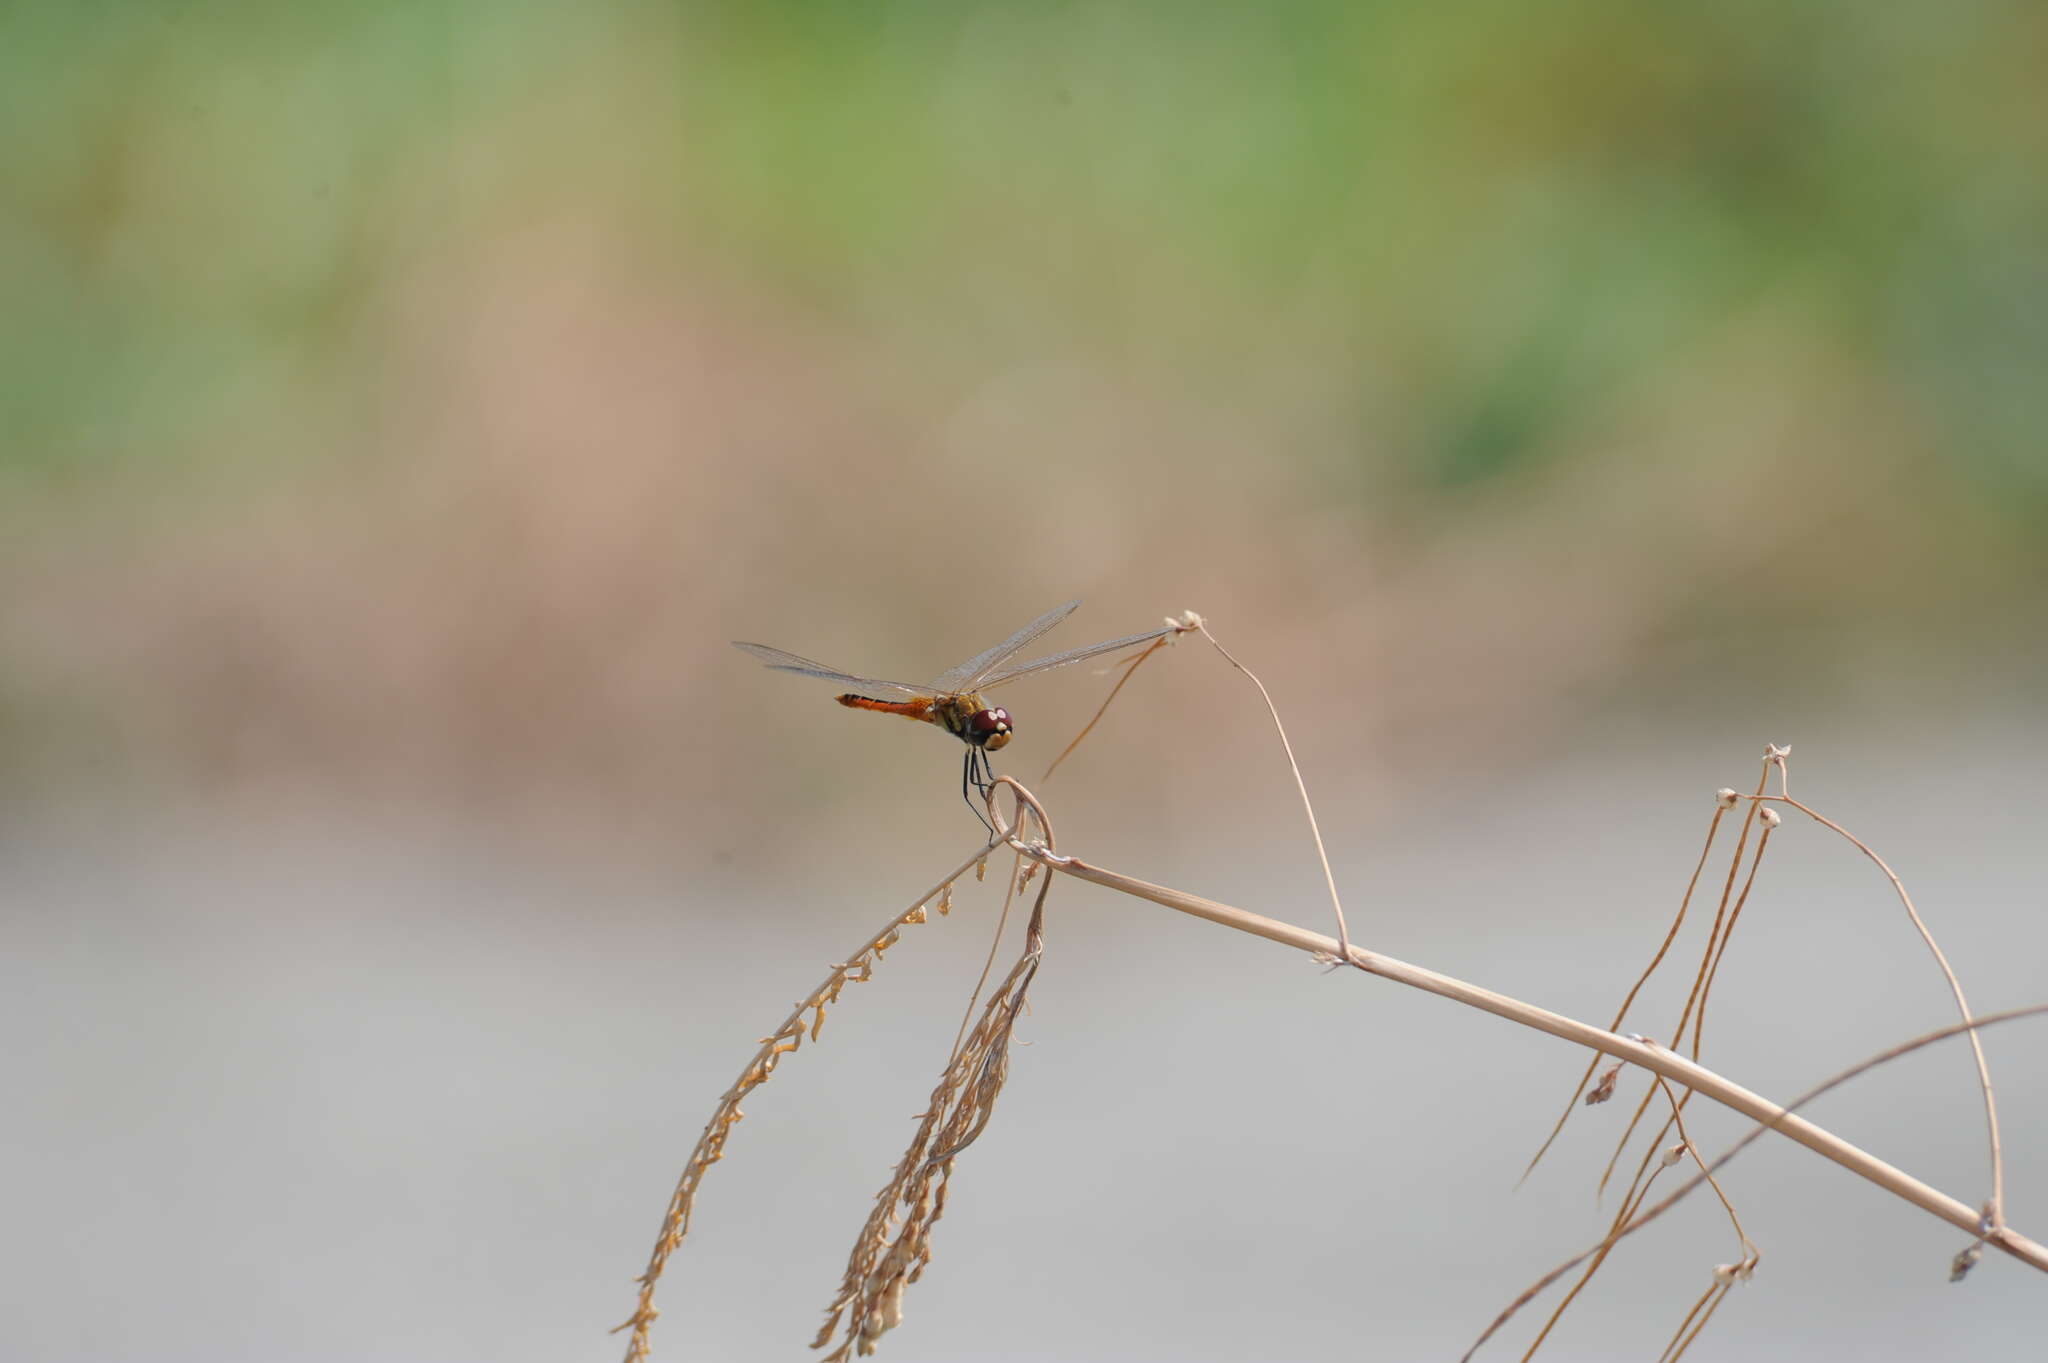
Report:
6,5,2046,1362
5,0,2046,827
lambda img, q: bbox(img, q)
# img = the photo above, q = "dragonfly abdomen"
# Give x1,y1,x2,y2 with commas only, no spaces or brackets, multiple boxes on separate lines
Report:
837,694,936,725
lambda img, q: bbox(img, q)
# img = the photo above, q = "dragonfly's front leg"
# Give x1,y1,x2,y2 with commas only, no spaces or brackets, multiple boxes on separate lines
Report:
962,746,997,836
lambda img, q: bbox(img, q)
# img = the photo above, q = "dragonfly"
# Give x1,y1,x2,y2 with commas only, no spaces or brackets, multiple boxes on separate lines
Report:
733,600,1173,819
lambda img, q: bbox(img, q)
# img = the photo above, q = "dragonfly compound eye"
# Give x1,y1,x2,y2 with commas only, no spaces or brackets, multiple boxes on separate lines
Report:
971,707,1013,750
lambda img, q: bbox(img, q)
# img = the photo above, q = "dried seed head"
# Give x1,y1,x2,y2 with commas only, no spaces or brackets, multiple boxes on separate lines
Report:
1713,1260,1755,1284
1759,807,1782,828
1661,1141,1689,1168
1715,788,1740,809
1764,743,1791,761
1586,1063,1621,1105
1951,1243,1983,1283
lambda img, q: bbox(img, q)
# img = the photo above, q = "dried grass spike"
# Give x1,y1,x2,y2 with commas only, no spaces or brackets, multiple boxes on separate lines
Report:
615,845,991,1363
814,874,1054,1358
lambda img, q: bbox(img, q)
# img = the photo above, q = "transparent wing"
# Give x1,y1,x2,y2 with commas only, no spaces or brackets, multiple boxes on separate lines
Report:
978,624,1176,691
731,641,934,698
932,599,1084,692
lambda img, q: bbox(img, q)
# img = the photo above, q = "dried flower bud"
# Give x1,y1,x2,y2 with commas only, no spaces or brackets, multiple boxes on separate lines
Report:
1951,1243,1983,1283
1715,788,1740,809
1661,1141,1689,1168
1759,807,1782,828
1586,1063,1621,1105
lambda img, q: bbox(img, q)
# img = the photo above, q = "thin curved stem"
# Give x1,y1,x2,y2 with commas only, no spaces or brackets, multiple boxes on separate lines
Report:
1755,793,2004,1229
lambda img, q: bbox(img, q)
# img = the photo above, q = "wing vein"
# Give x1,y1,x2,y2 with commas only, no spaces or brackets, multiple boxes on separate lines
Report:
730,642,933,697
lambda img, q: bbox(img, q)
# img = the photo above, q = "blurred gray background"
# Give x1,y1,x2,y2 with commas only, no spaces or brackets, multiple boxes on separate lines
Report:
4,3,2045,1360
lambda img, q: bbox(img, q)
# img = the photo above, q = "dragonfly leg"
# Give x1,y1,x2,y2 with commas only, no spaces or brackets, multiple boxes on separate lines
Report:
962,747,998,837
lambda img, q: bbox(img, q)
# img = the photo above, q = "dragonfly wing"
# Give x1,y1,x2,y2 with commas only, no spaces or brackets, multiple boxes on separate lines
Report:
731,642,933,697
932,599,1083,693
977,625,1176,691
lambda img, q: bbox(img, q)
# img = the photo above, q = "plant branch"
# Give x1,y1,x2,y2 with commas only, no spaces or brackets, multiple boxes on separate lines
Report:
1006,832,2048,1273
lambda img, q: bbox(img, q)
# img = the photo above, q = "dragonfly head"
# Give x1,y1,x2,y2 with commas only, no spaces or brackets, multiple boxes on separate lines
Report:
968,707,1013,751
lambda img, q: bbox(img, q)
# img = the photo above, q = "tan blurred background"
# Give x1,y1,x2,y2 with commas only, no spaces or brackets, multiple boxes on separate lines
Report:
4,4,2045,1360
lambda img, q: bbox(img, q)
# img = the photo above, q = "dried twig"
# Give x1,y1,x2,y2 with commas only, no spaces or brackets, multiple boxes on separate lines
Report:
1191,615,1354,966
1460,1002,2048,1361
1005,818,2048,1274
1597,758,1773,1200
1519,795,1732,1184
1039,617,1193,783
1751,788,2006,1231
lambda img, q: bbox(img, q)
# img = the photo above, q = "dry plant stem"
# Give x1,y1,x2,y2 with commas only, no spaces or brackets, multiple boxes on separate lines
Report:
1599,762,1772,1199
1602,817,1777,1231
1663,1286,1732,1363
815,797,1054,1361
946,842,1030,1066
1658,1285,1720,1363
1039,636,1173,783
1519,805,1729,1185
1642,1079,1755,1362
1755,792,2005,1230
1519,1149,1669,1359
1526,1071,1750,1362
1648,1073,1754,1252
1690,822,1772,1057
1689,821,1772,1060
1461,1002,2048,1362
614,839,996,1363
1001,824,2048,1274
1193,622,1353,964
1680,763,1772,1064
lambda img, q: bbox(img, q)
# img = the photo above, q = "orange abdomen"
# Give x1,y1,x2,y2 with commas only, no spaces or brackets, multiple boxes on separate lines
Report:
837,694,937,725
